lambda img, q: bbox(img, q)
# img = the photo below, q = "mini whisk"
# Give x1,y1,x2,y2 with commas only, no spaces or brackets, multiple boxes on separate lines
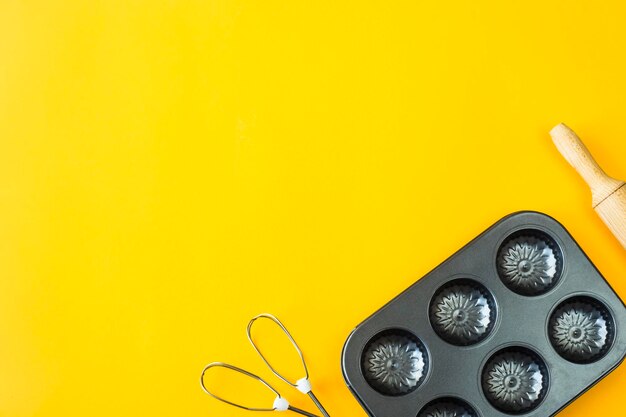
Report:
200,314,330,417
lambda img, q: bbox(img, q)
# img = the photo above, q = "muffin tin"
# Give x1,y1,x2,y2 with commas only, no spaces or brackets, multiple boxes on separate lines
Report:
341,211,626,417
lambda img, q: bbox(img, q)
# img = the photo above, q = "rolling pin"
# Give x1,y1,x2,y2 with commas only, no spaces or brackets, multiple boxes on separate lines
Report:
550,123,626,249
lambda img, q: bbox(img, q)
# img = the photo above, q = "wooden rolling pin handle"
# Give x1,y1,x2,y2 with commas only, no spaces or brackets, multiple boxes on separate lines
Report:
550,123,624,207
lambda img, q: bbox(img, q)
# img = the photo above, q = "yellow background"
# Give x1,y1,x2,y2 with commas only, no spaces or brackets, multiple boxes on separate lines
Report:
1,1,625,416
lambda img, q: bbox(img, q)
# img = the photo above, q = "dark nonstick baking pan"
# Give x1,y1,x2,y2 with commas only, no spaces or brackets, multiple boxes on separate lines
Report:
341,211,626,417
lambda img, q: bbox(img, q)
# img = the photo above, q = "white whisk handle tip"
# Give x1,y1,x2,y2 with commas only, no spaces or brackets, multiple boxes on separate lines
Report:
273,396,289,411
296,378,312,394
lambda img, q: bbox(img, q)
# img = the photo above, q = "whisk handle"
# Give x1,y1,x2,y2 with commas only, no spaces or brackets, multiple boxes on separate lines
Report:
288,405,320,417
307,391,331,417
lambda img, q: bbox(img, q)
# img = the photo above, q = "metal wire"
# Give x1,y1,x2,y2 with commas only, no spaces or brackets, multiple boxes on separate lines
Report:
247,314,330,417
200,362,278,412
246,313,309,387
